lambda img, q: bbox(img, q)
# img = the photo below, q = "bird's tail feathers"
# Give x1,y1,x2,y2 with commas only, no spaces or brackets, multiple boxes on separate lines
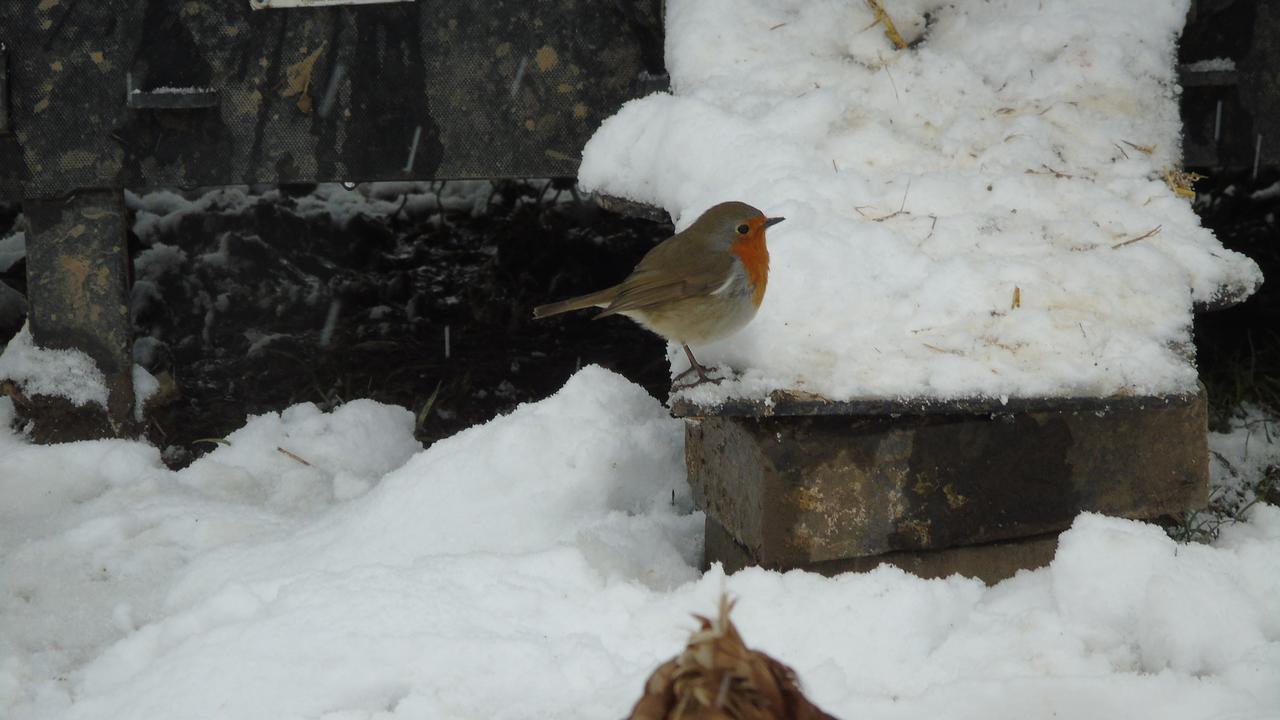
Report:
532,287,619,319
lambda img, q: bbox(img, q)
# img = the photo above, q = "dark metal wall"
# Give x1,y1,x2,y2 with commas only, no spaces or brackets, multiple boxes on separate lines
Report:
0,0,665,200
1180,0,1280,170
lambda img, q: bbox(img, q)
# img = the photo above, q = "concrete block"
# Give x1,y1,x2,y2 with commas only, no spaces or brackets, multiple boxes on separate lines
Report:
681,388,1208,575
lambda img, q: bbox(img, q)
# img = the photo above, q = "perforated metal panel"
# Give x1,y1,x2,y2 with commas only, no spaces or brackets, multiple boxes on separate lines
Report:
0,0,665,200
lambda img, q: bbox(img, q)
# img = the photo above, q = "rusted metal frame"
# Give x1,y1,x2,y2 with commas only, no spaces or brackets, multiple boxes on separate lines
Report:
23,188,136,433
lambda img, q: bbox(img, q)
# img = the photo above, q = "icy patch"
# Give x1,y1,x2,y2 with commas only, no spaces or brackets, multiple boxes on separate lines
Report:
580,0,1262,402
0,323,108,408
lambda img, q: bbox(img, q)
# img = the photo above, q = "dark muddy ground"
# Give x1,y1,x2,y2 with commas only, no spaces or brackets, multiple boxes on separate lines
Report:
123,182,672,466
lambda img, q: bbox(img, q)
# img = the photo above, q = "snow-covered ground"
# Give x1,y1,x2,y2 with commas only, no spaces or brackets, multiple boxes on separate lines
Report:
581,0,1263,403
1,367,1278,720
3,2,1277,718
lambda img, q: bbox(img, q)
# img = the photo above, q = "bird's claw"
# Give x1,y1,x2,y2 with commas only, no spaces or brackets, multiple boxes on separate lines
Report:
672,364,724,389
673,374,724,390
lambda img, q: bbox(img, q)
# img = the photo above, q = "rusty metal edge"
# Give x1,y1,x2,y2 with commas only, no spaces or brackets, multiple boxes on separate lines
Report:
590,193,671,223
671,384,1205,418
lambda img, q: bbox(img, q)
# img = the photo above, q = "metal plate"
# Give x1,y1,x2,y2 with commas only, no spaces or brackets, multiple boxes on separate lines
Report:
0,0,665,200
0,42,9,135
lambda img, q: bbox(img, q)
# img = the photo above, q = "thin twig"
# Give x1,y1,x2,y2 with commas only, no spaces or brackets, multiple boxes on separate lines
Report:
922,343,963,356
1112,225,1162,249
866,180,912,222
878,52,900,103
1026,164,1074,179
277,446,312,466
922,214,938,242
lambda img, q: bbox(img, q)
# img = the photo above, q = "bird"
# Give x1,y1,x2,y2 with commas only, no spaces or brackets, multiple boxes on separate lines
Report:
533,202,784,387
626,594,837,720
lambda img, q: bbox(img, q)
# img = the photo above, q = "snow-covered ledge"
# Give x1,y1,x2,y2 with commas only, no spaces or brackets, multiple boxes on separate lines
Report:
580,0,1262,405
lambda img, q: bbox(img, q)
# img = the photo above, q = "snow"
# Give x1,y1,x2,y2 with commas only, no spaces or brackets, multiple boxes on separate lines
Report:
579,0,1262,403
133,242,188,278
1209,406,1280,519
1,367,1278,720
0,323,108,408
1184,57,1237,72
131,365,159,423
130,86,216,95
1251,181,1280,201
125,182,496,240
3,4,1278,717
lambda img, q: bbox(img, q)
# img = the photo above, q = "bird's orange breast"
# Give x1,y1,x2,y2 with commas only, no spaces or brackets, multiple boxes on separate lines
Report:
731,231,769,307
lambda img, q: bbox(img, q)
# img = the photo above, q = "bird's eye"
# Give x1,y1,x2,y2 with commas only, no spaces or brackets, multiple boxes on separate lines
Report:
736,223,750,235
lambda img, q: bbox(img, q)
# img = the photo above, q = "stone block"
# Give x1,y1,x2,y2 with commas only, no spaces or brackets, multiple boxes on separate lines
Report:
680,388,1208,575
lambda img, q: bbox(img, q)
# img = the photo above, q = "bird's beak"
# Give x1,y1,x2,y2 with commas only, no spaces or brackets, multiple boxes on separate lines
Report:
764,217,785,229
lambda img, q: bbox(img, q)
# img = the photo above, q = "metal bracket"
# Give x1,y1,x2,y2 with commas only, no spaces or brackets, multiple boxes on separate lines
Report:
0,42,10,134
249,0,413,9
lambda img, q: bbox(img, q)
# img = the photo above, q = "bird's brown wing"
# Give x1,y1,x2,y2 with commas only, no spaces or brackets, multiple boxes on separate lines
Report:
595,237,735,319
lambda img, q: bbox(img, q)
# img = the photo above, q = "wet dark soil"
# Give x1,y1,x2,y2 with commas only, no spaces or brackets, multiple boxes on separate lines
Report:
126,182,671,466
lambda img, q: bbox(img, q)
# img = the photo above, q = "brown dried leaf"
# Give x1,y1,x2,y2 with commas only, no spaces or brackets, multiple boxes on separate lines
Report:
281,44,325,113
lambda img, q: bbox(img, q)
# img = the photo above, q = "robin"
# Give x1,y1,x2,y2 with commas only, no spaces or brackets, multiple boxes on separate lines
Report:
533,202,785,386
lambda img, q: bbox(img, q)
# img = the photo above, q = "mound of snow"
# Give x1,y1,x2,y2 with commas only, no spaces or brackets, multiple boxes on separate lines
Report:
2,369,1278,720
580,0,1262,402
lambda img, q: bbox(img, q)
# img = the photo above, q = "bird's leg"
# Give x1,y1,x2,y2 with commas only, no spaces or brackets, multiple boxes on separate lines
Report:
673,344,722,388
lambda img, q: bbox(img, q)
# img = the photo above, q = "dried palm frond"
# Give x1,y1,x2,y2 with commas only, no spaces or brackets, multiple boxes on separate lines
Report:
628,595,838,720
